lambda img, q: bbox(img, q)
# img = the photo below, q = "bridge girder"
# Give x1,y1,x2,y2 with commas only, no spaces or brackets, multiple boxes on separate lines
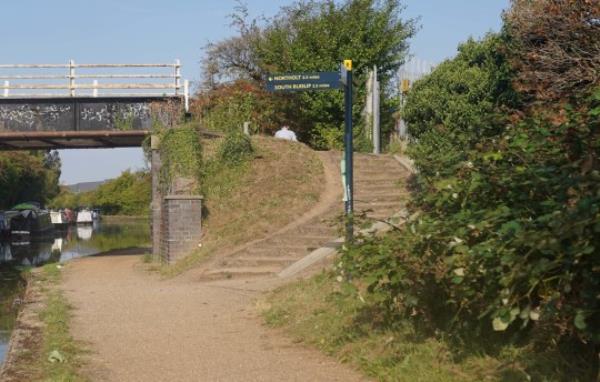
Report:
0,96,181,150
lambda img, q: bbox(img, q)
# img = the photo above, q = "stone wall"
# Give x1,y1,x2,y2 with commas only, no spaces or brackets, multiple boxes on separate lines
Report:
160,195,203,264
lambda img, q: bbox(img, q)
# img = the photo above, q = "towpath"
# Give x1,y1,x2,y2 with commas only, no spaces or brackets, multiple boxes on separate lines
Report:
62,254,365,381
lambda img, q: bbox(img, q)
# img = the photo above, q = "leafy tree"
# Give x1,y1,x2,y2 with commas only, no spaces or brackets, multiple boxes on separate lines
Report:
50,170,151,216
0,151,61,209
202,0,416,148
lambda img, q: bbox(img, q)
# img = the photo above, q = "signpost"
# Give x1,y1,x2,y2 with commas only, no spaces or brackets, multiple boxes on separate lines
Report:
266,72,341,92
266,61,354,241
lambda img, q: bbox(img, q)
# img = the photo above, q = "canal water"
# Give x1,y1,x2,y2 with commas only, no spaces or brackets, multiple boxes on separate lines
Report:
0,220,150,366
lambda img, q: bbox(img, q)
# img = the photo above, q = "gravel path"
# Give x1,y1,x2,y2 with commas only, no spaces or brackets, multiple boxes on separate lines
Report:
61,152,367,381
62,254,366,381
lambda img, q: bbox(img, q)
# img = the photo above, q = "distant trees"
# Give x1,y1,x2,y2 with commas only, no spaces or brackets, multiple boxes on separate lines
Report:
49,170,151,216
198,0,416,148
0,151,61,209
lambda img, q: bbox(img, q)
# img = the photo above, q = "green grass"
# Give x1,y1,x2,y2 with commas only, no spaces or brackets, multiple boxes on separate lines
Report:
157,136,324,277
36,264,87,381
261,271,591,382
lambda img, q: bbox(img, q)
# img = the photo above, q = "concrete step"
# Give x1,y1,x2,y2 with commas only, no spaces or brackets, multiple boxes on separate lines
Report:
355,200,405,210
265,234,333,247
244,245,311,257
355,176,403,183
295,225,337,236
202,266,280,280
364,211,400,221
222,256,299,268
354,163,408,176
354,194,405,203
355,178,401,186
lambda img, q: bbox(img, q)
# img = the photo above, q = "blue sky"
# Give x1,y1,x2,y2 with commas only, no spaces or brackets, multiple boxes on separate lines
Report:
1,0,508,184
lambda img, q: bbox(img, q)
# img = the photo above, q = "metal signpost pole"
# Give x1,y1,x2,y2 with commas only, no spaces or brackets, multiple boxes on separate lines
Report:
343,60,353,242
264,65,353,240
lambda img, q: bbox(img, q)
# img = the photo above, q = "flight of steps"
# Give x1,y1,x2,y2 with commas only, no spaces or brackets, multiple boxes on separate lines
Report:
200,152,410,281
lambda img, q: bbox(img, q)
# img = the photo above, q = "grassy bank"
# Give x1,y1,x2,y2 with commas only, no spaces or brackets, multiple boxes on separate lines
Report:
262,272,581,382
161,136,324,276
1,265,85,381
37,264,85,381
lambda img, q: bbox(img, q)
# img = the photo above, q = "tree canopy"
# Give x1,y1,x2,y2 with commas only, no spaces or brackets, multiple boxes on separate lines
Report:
0,151,61,209
199,0,416,148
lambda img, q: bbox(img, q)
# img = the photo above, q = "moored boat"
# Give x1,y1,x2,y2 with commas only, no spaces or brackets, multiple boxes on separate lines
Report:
50,210,68,227
6,203,54,239
76,209,93,224
0,212,10,239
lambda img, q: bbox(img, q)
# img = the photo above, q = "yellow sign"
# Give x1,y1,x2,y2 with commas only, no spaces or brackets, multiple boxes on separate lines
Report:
344,59,352,71
401,79,411,93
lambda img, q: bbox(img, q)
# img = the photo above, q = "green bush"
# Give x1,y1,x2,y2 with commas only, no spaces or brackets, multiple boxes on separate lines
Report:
341,30,600,377
218,131,254,166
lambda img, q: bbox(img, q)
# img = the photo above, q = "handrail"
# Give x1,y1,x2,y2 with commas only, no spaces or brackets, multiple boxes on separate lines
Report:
0,59,190,111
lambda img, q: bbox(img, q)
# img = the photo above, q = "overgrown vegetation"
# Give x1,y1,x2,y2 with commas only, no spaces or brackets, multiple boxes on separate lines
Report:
49,170,151,216
198,0,416,149
264,1,600,380
156,124,203,194
331,1,600,379
0,151,61,209
264,271,595,381
162,136,323,275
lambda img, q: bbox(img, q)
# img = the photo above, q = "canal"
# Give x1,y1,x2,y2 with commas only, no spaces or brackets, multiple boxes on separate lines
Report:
0,220,150,366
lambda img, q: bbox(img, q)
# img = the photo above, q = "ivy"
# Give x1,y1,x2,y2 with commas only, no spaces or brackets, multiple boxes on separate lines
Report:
156,125,203,194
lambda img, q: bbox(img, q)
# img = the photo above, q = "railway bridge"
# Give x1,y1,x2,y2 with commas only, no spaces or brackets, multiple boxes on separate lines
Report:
0,60,202,263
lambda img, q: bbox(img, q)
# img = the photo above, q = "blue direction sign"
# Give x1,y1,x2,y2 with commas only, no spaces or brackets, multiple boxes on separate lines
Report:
266,72,341,92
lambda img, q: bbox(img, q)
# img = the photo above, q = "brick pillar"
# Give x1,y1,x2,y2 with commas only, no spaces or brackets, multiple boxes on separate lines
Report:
151,137,162,260
160,195,203,264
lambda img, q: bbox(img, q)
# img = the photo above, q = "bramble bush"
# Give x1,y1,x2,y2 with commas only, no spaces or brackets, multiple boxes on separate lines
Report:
341,2,600,376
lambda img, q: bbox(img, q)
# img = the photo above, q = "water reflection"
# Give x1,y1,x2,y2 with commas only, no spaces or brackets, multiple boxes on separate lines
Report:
0,220,150,366
0,220,150,266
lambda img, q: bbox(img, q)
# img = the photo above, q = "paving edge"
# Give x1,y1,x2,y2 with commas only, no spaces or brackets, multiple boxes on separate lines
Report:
393,154,417,174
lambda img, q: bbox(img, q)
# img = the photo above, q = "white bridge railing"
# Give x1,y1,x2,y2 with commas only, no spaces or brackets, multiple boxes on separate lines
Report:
0,60,189,110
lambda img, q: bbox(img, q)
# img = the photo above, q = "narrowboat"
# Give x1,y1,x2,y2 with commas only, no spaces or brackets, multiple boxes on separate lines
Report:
0,212,10,239
6,203,54,238
50,210,69,228
76,209,93,224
